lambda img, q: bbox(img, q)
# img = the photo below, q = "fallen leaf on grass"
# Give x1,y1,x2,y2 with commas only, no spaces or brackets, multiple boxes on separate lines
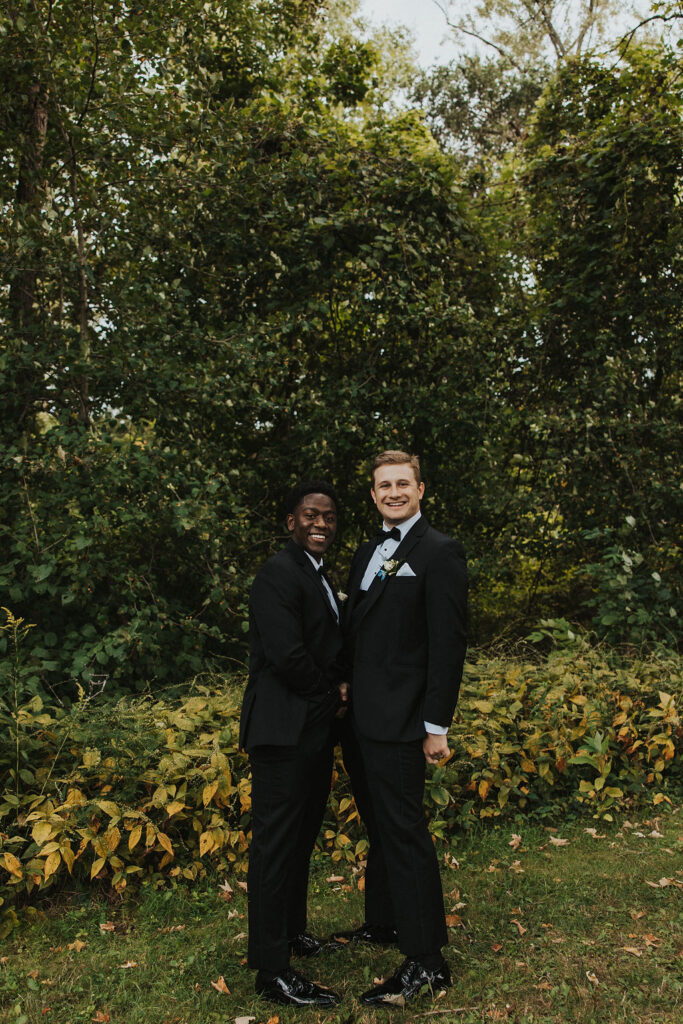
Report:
509,860,524,874
445,914,463,928
646,877,681,888
649,830,664,838
211,976,230,995
234,1017,256,1024
379,993,406,1007
68,940,87,952
218,881,233,900
326,875,344,883
630,910,646,920
264,1017,279,1024
491,944,503,953
549,837,569,847
41,1008,50,1015
233,932,248,941
622,946,642,956
585,971,599,985
92,1013,111,1023
227,910,240,920
118,961,138,969
508,834,521,850
443,853,460,869
536,980,552,991
643,934,662,947
0,956,8,964
157,925,186,933
373,976,385,985
584,828,605,838
236,881,248,892
28,970,39,979
511,919,527,936
99,922,115,933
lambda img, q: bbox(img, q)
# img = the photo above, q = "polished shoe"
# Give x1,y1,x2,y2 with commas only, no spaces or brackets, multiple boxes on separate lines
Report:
255,966,341,1007
289,931,323,958
360,956,451,1006
327,922,398,950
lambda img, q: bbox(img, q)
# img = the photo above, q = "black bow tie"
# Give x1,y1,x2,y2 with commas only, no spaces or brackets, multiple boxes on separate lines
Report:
375,526,401,546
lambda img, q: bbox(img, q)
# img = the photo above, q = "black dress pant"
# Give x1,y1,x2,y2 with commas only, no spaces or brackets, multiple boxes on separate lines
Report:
341,720,447,958
247,722,333,972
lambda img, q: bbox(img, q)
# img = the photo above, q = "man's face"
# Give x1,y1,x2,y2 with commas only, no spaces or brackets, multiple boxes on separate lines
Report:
371,463,424,525
287,493,338,561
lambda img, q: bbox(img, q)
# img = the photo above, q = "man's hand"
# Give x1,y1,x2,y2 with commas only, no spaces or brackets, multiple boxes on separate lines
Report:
335,682,350,718
423,732,450,764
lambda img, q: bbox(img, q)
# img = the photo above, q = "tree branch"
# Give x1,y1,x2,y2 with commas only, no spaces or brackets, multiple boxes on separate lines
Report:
430,0,526,72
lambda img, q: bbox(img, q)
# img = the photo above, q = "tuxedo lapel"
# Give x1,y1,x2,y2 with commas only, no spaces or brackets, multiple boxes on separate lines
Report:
348,517,429,631
286,540,339,622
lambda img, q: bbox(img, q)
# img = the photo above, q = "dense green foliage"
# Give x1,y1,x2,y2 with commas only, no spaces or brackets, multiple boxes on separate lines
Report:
1,1,681,694
1,605,680,932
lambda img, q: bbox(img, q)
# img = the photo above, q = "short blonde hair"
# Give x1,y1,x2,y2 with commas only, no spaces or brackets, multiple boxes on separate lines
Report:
371,450,422,486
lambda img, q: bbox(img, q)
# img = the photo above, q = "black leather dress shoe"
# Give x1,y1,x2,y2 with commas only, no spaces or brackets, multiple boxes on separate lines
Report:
360,956,451,1006
255,967,341,1007
289,931,323,957
327,922,398,950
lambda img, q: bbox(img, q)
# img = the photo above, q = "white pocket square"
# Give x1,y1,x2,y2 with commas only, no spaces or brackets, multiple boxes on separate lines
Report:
396,562,416,577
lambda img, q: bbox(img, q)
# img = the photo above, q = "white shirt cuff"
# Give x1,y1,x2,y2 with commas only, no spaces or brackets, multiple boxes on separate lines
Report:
424,721,448,735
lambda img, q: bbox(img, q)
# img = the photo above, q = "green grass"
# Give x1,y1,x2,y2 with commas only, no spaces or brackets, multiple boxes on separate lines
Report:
1,807,681,1024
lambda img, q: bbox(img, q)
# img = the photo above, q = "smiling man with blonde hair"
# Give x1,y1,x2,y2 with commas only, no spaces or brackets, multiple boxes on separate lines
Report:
331,450,468,1006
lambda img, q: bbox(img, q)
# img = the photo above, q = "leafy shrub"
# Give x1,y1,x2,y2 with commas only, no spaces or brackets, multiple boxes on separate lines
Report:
1,635,680,935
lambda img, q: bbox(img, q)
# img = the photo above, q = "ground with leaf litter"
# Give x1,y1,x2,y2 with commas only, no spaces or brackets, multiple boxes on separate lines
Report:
1,808,681,1024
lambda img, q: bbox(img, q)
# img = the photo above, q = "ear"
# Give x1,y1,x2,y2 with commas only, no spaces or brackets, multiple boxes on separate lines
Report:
286,513,295,532
370,487,378,508
418,481,425,500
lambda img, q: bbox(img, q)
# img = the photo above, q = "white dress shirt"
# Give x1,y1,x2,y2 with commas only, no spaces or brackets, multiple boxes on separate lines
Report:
359,512,447,737
305,551,339,622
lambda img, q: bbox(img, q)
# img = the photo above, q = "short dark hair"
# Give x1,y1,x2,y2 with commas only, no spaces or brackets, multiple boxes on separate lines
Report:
284,479,339,518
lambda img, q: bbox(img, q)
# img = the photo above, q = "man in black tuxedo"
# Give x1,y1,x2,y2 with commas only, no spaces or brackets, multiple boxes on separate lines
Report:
239,480,348,1007
333,450,468,1006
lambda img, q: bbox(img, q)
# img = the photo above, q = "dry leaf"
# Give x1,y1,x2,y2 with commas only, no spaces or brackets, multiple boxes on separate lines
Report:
584,828,605,838
445,914,463,928
28,970,39,979
68,940,87,952
218,880,233,900
227,910,239,920
508,834,522,850
236,881,248,891
0,957,8,965
509,860,525,874
234,1018,256,1024
92,1013,111,1023
536,980,552,991
379,993,406,1007
630,910,646,920
511,919,527,936
326,875,345,883
649,830,664,838
99,922,115,933
643,934,661,947
491,943,503,953
373,976,385,985
118,961,138,969
549,837,569,847
264,1017,280,1024
586,971,599,985
622,946,642,956
41,1009,51,1016
211,976,230,995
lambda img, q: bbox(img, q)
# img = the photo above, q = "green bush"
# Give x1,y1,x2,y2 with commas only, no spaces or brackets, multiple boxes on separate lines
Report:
1,632,680,936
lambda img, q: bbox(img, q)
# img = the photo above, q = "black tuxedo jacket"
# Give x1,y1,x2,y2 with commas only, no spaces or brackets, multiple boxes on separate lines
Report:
239,540,345,751
345,516,467,743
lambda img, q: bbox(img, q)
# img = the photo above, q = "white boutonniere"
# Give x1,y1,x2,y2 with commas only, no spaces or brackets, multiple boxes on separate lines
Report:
337,591,348,603
377,559,404,580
